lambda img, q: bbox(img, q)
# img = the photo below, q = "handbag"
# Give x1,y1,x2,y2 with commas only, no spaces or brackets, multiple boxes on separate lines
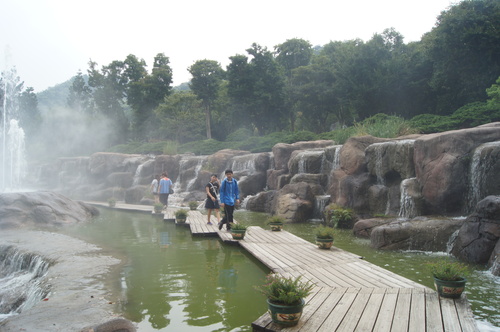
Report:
169,187,174,194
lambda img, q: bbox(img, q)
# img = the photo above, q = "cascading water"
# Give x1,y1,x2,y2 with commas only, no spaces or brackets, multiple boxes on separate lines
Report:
1,67,27,192
398,178,417,219
468,141,500,212
0,246,52,322
313,195,331,220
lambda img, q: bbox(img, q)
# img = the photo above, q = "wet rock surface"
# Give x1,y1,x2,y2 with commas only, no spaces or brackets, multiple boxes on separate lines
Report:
0,230,130,332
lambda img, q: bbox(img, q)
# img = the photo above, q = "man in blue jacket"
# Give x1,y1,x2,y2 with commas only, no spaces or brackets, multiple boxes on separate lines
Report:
218,169,239,231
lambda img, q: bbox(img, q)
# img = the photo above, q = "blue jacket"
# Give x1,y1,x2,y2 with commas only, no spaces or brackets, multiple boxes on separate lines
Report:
219,178,239,206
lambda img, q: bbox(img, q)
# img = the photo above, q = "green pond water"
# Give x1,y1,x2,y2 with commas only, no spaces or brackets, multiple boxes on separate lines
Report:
60,208,500,331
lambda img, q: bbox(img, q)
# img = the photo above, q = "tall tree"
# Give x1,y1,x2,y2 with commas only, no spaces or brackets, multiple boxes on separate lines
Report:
127,53,173,140
423,0,500,114
188,60,224,139
87,59,130,144
275,38,313,131
67,70,93,115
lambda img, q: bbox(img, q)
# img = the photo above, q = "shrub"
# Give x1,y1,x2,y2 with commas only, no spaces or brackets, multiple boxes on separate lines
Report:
314,225,335,239
256,274,314,305
427,259,471,281
175,209,189,219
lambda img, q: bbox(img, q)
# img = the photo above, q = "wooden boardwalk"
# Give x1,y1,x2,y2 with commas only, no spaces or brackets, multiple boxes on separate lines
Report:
88,202,479,332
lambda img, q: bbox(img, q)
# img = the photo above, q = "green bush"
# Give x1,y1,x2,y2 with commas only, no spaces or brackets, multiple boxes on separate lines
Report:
255,274,314,305
427,259,470,281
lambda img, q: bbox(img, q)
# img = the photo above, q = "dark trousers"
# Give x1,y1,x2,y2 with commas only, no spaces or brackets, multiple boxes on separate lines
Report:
220,204,235,229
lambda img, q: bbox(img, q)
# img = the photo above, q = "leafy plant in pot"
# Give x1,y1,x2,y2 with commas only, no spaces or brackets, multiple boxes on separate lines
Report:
230,223,248,240
314,225,335,249
108,198,116,207
188,201,198,210
174,209,189,223
256,273,314,326
267,215,285,231
427,259,470,298
153,203,164,214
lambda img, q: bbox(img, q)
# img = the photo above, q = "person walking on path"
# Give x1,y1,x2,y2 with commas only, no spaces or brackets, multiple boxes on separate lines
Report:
205,174,221,225
218,169,239,231
158,172,173,210
150,174,160,204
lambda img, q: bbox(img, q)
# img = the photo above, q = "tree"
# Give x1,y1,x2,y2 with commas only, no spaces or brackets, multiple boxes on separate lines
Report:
67,70,93,115
188,60,224,139
128,53,173,140
154,91,205,143
88,59,130,144
423,0,500,114
275,38,313,131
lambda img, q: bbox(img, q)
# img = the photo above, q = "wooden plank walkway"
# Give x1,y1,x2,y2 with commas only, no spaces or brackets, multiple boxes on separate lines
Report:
88,202,479,332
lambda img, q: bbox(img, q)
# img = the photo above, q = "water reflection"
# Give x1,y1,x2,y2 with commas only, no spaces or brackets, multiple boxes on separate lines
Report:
62,209,268,332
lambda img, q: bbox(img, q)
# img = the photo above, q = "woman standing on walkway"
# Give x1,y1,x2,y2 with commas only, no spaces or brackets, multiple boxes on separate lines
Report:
205,174,221,225
150,174,160,204
158,172,173,210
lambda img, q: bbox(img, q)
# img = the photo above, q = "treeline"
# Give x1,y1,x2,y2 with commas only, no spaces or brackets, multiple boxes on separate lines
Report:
2,0,500,159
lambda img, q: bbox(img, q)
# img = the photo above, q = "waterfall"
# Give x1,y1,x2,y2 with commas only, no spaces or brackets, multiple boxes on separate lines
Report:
313,195,331,220
468,141,500,212
230,155,257,174
332,145,342,170
398,178,417,219
1,67,27,192
186,158,204,192
132,163,144,186
295,150,325,174
0,246,51,322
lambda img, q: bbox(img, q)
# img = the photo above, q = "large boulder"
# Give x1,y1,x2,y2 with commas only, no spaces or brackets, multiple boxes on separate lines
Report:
369,217,464,251
451,195,500,272
245,190,277,213
0,191,98,229
274,182,315,222
272,140,334,172
414,122,500,214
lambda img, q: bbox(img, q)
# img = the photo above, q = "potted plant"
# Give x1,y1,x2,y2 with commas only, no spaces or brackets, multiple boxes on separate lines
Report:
189,201,198,210
153,203,164,214
174,209,189,223
314,225,335,249
267,215,284,231
108,198,116,207
256,273,314,327
230,223,248,240
427,259,470,298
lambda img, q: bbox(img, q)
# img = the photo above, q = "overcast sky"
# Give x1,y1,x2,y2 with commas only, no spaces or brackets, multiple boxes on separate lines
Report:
1,0,456,92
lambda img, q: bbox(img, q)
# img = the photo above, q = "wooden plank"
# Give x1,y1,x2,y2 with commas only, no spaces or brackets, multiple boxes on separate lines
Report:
425,288,444,332
316,288,359,331
335,288,372,331
408,288,426,332
391,287,411,332
440,297,461,332
296,289,349,332
454,296,479,332
355,288,387,331
372,288,399,331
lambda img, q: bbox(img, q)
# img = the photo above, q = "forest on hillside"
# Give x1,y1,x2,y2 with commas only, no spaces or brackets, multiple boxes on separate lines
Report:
1,0,500,160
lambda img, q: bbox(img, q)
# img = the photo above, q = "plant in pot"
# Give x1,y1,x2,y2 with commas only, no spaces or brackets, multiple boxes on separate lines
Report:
174,209,189,223
256,273,314,327
153,203,164,214
230,223,248,240
314,225,335,249
267,215,285,231
108,198,116,207
188,201,198,210
427,259,470,299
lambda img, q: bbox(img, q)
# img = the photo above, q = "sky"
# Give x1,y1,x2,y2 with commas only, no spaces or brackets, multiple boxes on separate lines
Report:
1,0,457,93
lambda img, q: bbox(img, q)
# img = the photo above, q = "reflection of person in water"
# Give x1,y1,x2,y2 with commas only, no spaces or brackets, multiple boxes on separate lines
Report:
218,247,237,293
